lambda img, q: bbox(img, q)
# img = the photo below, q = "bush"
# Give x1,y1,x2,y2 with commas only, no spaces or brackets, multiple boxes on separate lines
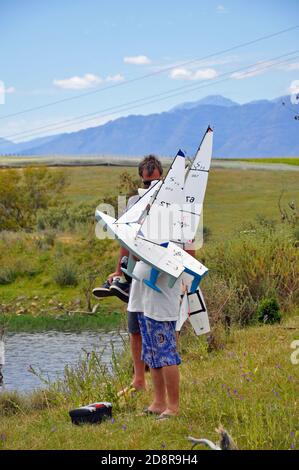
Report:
293,224,299,242
53,262,79,287
0,167,68,231
256,298,281,324
0,266,17,285
203,226,299,316
0,258,39,285
35,231,56,250
0,392,24,416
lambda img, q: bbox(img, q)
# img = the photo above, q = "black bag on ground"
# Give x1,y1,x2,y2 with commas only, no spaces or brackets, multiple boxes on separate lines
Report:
69,402,112,425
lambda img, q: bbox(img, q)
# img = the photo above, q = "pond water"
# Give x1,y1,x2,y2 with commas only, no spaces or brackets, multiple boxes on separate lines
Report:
0,330,127,394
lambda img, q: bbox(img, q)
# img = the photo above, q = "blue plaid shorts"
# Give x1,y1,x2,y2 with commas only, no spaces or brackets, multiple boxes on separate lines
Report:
137,314,181,369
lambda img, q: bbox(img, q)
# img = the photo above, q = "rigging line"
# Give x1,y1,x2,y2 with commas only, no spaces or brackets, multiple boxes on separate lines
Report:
0,24,298,121
3,50,299,143
1,50,298,143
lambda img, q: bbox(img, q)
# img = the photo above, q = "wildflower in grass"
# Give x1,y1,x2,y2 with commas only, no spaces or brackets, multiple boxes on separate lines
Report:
0,434,6,442
122,425,127,431
111,418,115,424
245,376,252,382
162,442,166,449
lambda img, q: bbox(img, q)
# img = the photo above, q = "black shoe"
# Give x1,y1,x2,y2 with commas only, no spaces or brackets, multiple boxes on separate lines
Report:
109,277,130,303
92,280,113,298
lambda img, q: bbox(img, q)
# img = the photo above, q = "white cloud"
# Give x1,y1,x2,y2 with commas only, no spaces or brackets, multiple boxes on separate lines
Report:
53,73,103,90
106,74,125,82
231,61,275,80
216,4,228,13
53,73,126,90
282,62,299,71
169,67,218,80
5,86,15,93
231,59,299,81
123,55,151,65
0,82,15,104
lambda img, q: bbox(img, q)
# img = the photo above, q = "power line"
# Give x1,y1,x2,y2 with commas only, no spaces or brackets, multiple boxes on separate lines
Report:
0,24,298,121
3,51,298,142
2,50,298,143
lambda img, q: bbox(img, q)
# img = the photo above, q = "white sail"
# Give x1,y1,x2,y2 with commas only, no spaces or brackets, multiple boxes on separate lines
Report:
116,179,162,225
138,149,186,243
176,292,189,332
188,288,210,335
180,127,213,243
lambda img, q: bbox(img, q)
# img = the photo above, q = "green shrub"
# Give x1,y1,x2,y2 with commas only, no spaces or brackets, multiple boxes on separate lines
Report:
35,231,56,250
203,226,299,316
0,167,67,231
0,266,17,285
0,392,24,416
0,258,39,284
256,298,281,324
53,262,78,287
36,216,46,231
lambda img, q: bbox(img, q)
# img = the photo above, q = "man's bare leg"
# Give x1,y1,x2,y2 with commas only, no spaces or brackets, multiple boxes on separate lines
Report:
161,365,180,415
130,332,146,390
146,367,167,414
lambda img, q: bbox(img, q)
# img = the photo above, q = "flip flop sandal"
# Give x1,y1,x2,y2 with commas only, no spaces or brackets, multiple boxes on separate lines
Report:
156,413,175,421
117,386,137,398
141,407,161,416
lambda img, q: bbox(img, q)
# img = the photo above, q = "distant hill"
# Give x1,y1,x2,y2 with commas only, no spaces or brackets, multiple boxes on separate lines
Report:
172,94,239,111
0,135,58,155
0,138,15,153
1,95,298,157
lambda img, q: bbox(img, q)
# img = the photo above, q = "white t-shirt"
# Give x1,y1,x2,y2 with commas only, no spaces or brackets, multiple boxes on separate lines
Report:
128,261,193,322
142,269,183,322
127,261,150,313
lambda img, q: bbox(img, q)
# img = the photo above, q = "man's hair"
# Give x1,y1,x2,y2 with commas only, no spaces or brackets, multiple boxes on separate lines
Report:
138,155,163,178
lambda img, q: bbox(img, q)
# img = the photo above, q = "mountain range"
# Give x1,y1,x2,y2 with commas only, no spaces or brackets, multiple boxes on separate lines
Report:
1,95,298,158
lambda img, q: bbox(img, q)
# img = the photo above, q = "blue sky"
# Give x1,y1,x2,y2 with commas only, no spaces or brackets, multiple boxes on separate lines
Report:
0,0,299,142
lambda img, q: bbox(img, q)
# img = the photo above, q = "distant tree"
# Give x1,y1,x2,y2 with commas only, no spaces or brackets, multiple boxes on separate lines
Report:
23,167,67,210
0,167,68,231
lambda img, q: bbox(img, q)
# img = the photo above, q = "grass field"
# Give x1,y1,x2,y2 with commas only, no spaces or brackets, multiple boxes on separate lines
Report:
0,315,298,450
50,165,299,235
0,165,298,329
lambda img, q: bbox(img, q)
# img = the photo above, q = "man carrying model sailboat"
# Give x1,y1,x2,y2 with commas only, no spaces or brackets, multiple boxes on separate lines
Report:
95,126,213,417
